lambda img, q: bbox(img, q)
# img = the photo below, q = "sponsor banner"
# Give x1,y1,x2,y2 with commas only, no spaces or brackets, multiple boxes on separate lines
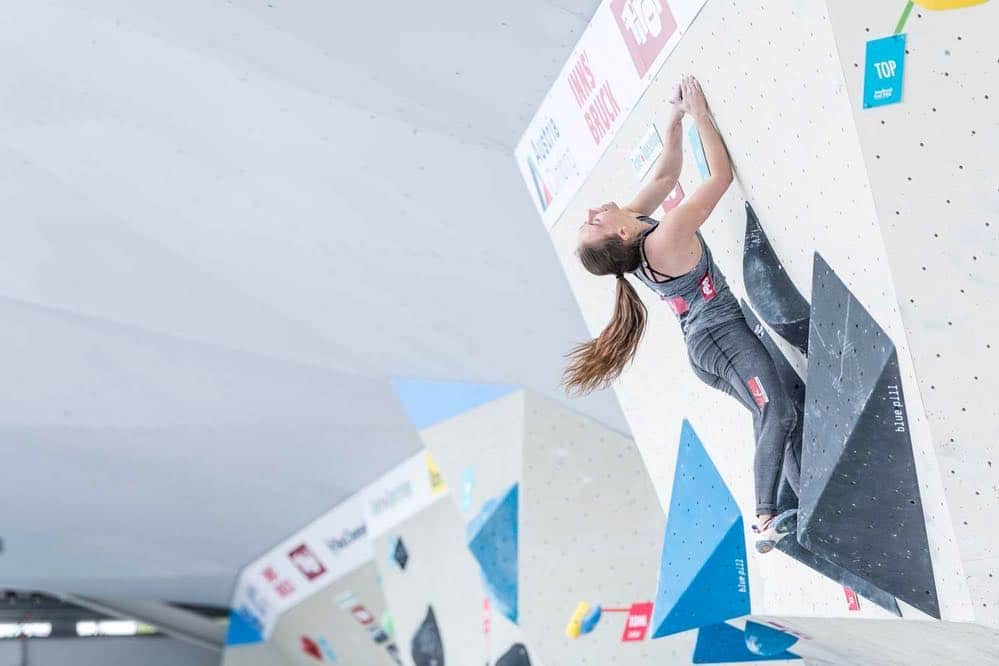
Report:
230,452,442,639
628,123,664,180
515,0,708,229
363,452,443,537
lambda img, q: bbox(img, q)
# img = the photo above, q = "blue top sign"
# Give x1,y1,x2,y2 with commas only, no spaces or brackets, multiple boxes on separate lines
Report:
863,34,906,109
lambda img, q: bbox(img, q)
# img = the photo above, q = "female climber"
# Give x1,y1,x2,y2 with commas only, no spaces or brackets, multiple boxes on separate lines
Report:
563,75,801,553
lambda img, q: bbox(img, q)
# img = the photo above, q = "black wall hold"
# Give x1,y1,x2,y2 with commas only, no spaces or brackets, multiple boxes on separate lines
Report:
799,254,939,618
496,643,532,666
740,300,900,616
743,202,811,354
411,606,445,666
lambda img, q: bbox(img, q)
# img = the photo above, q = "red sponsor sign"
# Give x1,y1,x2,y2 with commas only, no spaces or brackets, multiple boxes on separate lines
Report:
621,602,653,642
661,181,685,214
567,51,622,147
611,0,678,77
747,376,769,409
699,273,717,301
844,586,861,611
261,565,296,598
289,544,327,581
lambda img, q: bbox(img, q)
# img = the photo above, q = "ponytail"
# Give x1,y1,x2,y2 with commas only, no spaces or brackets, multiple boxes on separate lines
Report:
562,273,647,395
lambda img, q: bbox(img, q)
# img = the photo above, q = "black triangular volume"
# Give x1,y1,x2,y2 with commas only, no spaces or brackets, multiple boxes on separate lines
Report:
496,643,531,666
799,253,939,618
743,202,810,354
741,300,900,616
411,606,445,666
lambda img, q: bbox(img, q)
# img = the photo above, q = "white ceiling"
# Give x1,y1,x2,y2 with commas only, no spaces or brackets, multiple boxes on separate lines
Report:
0,0,625,605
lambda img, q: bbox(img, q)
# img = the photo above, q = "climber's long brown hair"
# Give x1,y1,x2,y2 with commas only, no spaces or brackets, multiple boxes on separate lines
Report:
563,234,647,395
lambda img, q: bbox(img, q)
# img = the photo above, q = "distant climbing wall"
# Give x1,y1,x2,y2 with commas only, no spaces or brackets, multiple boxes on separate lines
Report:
822,0,999,627
535,0,974,629
221,642,291,666
269,561,397,665
373,495,494,665
519,392,693,664
392,381,537,663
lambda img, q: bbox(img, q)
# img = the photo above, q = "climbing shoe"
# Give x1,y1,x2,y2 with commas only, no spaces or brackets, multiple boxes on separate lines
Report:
752,509,797,554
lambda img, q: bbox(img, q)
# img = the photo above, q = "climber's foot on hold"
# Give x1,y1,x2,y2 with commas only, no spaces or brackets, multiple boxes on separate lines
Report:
752,509,797,554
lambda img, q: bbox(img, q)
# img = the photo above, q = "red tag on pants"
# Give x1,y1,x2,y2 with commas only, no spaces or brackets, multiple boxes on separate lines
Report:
747,376,769,409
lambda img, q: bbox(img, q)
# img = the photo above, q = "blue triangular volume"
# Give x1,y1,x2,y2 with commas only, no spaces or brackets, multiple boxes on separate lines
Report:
467,484,519,623
225,609,264,646
651,420,750,639
693,623,799,663
391,379,517,430
744,621,799,657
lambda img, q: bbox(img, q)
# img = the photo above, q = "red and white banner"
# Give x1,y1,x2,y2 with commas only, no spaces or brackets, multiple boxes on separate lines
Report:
230,452,442,640
515,0,708,229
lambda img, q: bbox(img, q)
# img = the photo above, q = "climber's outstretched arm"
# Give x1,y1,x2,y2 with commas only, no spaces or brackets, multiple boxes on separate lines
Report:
648,76,733,246
623,85,685,216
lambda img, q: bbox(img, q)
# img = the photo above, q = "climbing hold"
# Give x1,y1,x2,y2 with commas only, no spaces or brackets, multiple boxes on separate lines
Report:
799,254,939,618
411,606,445,666
496,643,532,666
381,610,395,639
742,202,810,354
693,623,799,663
565,601,590,639
580,605,602,635
392,537,409,570
744,621,798,657
651,421,750,639
467,484,519,623
913,0,988,9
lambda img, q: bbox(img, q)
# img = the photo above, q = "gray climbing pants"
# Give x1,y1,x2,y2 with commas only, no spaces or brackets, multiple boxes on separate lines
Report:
686,317,803,516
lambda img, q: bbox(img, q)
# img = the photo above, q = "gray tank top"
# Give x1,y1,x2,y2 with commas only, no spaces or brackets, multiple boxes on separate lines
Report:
630,216,744,340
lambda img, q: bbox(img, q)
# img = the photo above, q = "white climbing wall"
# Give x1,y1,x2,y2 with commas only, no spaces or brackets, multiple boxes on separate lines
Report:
822,0,999,628
268,561,397,666
408,389,538,663
540,0,971,623
373,495,501,666
519,391,699,664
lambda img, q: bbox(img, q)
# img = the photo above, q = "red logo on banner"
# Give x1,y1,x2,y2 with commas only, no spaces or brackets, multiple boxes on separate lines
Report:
289,544,327,581
611,0,678,78
567,51,622,147
621,602,653,642
661,181,685,214
663,294,689,316
747,376,769,409
844,587,861,611
699,273,717,301
261,565,296,598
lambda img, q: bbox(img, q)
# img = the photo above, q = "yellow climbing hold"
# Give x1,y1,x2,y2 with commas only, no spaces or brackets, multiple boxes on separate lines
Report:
912,0,988,9
565,601,590,639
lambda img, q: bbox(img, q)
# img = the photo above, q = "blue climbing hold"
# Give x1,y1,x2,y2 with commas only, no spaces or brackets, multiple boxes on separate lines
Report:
651,420,750,639
467,483,519,623
391,379,517,430
693,622,799,663
744,620,799,657
580,606,602,635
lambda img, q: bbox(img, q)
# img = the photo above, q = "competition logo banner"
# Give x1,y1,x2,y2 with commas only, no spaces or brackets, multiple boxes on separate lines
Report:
227,451,439,640
515,0,708,229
